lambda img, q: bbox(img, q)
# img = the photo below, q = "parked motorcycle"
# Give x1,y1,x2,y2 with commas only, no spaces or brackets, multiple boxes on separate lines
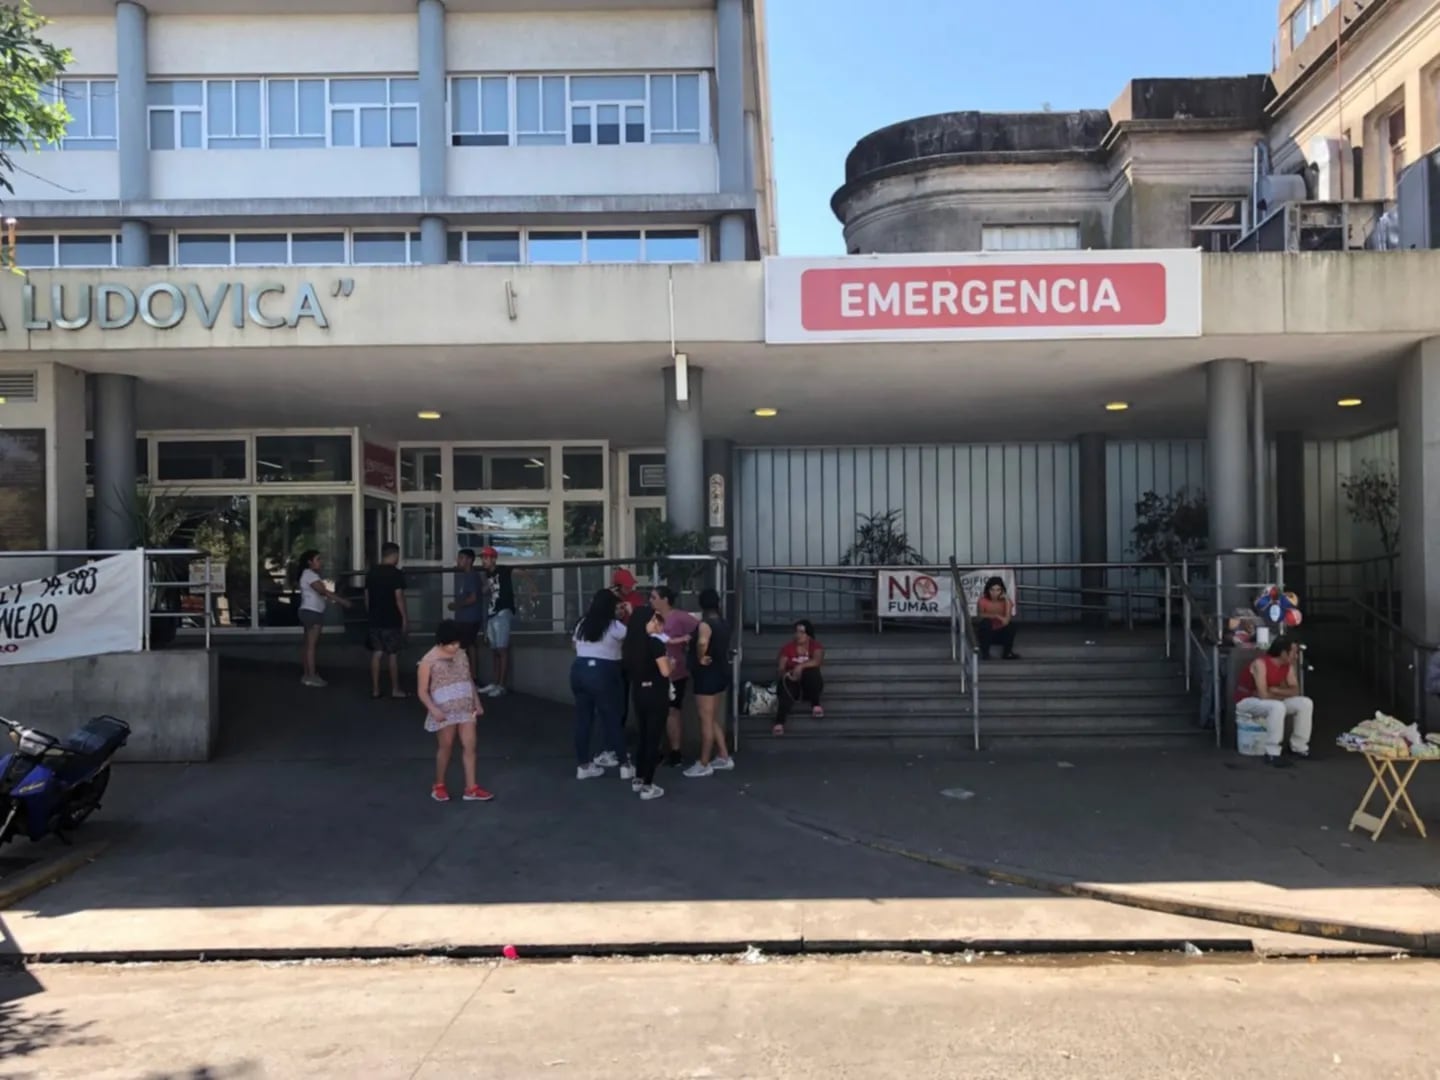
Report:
0,715,130,845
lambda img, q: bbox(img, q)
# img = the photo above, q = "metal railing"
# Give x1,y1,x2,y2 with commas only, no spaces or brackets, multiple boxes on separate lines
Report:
1349,597,1437,728
0,548,214,650
948,557,982,750
731,558,744,752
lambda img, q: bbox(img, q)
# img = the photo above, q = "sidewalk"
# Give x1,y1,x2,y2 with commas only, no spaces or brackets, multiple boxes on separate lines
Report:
1,658,1436,959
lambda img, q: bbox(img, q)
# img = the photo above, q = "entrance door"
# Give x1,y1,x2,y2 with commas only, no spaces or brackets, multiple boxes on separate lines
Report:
363,496,396,567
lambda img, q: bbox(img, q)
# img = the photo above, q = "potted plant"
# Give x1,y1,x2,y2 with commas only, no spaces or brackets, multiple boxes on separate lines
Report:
841,510,925,622
122,484,192,648
1340,460,1401,616
1128,488,1210,566
637,517,712,598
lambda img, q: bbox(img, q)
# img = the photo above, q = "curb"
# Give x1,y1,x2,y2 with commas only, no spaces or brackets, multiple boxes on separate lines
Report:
786,814,1439,955
0,840,111,911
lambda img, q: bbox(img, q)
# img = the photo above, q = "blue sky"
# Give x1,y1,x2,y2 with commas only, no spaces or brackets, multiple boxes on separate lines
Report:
766,0,1279,255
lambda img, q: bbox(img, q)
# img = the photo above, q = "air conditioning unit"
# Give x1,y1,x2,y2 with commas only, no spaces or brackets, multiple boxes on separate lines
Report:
1311,136,1355,201
1257,173,1307,216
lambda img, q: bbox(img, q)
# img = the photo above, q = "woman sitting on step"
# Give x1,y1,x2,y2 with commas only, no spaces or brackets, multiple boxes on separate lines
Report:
974,577,1020,660
775,619,825,735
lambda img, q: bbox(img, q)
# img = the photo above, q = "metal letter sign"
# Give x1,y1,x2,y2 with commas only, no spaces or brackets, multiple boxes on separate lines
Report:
18,280,351,331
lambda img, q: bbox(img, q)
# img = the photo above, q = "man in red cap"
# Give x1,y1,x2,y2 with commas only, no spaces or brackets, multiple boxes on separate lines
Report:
611,568,646,621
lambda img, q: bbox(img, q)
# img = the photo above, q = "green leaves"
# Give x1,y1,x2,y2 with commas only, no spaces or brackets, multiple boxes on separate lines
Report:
841,509,924,566
1130,488,1209,565
1340,460,1400,557
0,1,72,194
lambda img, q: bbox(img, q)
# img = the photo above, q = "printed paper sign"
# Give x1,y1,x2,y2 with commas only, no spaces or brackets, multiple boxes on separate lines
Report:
0,550,146,666
877,570,954,618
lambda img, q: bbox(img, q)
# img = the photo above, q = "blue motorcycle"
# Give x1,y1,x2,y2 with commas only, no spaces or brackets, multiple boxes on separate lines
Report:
0,715,130,845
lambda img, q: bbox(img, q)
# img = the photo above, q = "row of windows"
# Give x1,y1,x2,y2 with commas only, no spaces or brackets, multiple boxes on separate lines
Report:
39,73,706,151
1287,0,1335,50
8,227,706,268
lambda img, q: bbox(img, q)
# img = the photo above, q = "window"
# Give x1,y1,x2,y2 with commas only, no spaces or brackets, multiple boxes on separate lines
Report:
1290,6,1310,48
352,231,421,265
569,75,647,145
149,232,173,266
400,448,443,493
42,80,117,150
267,79,327,148
562,450,605,491
516,75,567,146
14,234,119,268
648,74,702,144
1188,197,1246,253
454,505,550,559
170,231,350,266
1387,107,1407,197
256,495,353,627
454,448,549,491
586,230,643,262
450,76,510,146
233,234,291,266
255,435,353,483
528,232,584,264
204,79,263,148
328,77,419,148
156,440,248,482
176,234,232,266
461,232,522,264
290,233,347,265
402,504,443,561
980,224,1081,251
644,229,704,263
147,80,204,149
563,503,605,558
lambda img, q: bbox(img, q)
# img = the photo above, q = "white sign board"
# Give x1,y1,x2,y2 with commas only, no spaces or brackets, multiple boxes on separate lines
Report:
955,568,1018,618
0,551,146,666
877,570,953,618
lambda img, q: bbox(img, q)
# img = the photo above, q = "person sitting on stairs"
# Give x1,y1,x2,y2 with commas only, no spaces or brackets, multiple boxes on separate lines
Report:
775,619,824,735
974,577,1020,660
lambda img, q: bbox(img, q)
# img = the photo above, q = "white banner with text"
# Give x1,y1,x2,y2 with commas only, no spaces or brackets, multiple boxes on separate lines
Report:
0,551,146,666
877,568,1017,619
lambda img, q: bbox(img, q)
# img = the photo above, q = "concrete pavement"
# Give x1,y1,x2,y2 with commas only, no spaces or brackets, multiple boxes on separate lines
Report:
0,657,1437,958
3,956,1440,1078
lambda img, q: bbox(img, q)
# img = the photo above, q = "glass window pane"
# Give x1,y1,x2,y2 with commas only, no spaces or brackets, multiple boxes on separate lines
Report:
563,450,604,491
447,231,463,263
597,103,620,145
542,77,566,131
332,109,356,146
172,495,253,629
207,81,233,136
147,81,199,107
402,504,442,562
329,78,387,105
644,229,703,263
528,232,583,264
268,81,296,134
517,133,566,147
57,234,113,267
233,233,290,265
175,80,203,107
569,75,646,102
651,74,674,130
359,107,387,147
177,234,232,265
454,449,548,491
157,440,247,482
255,434,353,483
452,77,478,132
676,74,701,130
15,236,54,268
400,448,443,493
481,77,508,132
628,453,666,496
90,81,117,137
455,505,551,559
256,495,354,628
352,231,408,264
564,503,604,558
148,231,172,266
290,232,345,264
571,106,591,145
389,106,417,147
298,81,326,132
625,105,645,143
389,78,419,105
587,230,641,263
180,110,202,147
466,232,521,263
65,83,90,135
516,76,539,130
236,80,261,135
651,131,700,145
149,111,175,150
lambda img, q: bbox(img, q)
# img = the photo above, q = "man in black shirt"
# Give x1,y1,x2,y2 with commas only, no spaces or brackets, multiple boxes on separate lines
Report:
478,546,515,697
365,542,408,698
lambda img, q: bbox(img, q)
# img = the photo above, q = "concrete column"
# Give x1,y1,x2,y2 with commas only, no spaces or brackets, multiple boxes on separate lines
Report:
418,215,447,265
1077,433,1108,627
119,219,150,268
1207,358,1253,610
116,1,148,203
1398,339,1440,645
417,0,447,200
703,437,734,608
1250,362,1266,548
715,0,747,262
663,365,705,537
718,214,747,262
93,374,139,550
1274,430,1307,601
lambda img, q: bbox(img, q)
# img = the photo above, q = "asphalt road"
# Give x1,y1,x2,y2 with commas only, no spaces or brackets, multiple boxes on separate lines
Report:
0,954,1435,1079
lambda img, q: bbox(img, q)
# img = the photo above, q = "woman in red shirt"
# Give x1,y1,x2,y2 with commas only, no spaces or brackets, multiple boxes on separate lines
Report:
974,577,1019,660
775,619,824,735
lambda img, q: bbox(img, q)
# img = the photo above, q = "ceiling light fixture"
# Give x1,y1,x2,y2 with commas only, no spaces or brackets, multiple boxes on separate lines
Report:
753,407,779,418
417,410,442,420
1104,401,1130,412
1337,397,1363,408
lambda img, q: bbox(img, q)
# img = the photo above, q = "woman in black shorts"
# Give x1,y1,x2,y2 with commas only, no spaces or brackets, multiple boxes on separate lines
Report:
684,589,734,778
622,605,672,801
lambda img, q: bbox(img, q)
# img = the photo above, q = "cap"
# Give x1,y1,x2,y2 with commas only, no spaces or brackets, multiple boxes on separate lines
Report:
612,568,637,589
480,546,499,559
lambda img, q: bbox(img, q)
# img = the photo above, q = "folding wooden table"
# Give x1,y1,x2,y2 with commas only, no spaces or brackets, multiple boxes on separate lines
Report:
1347,750,1436,842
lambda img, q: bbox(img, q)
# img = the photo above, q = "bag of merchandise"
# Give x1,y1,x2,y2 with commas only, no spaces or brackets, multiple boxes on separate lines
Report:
744,681,778,717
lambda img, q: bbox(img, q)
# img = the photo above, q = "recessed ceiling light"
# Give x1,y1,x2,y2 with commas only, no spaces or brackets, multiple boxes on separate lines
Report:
417,410,442,420
753,407,779,418
1337,397,1363,408
1104,401,1130,412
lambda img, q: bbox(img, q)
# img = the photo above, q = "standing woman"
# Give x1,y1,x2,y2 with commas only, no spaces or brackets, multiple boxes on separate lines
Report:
418,620,492,802
974,576,1020,660
623,605,671,801
685,588,735,778
296,549,350,687
571,589,632,781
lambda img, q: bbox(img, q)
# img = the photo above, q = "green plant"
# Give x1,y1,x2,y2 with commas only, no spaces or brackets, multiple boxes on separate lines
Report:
1341,460,1399,557
637,518,711,592
841,510,924,566
1129,488,1209,565
0,2,70,197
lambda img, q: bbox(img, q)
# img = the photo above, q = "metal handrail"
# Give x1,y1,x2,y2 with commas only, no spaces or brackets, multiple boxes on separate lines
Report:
731,558,744,751
948,557,982,751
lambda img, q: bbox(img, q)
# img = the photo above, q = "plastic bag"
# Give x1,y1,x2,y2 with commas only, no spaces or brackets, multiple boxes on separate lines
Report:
744,681,778,717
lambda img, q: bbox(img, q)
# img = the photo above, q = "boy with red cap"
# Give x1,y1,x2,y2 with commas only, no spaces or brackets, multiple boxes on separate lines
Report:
611,568,646,620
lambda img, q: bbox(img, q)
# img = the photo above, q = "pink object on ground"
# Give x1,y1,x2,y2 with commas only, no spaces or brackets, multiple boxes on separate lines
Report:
502,945,519,960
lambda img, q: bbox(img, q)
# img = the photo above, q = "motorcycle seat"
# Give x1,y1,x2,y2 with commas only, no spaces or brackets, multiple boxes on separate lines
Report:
58,716,130,760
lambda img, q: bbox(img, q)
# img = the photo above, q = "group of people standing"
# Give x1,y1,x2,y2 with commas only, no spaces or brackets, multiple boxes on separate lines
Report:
568,572,735,802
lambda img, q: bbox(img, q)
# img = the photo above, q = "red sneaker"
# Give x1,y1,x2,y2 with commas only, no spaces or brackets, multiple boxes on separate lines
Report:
463,785,495,802
431,784,450,803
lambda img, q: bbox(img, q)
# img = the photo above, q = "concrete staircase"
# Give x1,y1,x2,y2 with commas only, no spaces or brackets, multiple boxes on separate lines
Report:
737,627,1204,748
